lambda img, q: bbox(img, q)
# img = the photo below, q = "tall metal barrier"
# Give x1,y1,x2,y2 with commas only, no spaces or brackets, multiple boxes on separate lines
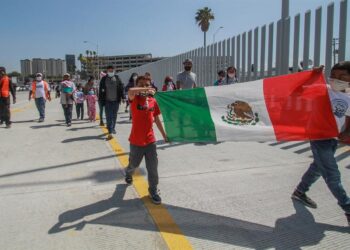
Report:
118,0,348,88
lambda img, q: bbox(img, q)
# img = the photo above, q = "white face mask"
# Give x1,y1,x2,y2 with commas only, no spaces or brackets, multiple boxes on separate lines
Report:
228,73,235,78
132,76,137,81
36,77,42,81
329,78,350,92
107,72,114,77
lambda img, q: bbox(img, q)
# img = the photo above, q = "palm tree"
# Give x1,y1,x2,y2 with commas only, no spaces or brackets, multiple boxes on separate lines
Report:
195,7,215,48
78,53,86,70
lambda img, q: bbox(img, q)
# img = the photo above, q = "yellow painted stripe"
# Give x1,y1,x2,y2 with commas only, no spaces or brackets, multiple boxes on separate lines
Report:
99,124,193,250
337,144,350,154
11,103,33,113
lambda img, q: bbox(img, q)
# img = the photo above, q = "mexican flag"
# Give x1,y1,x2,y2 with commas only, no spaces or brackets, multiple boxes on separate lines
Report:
155,71,339,142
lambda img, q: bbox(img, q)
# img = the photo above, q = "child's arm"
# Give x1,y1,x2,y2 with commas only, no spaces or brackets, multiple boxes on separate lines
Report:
128,87,155,101
154,115,168,142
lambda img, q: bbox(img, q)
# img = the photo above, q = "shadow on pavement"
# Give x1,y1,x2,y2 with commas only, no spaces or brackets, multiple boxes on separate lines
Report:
31,123,64,129
0,155,126,179
0,168,146,189
336,150,350,162
61,134,106,143
56,120,89,125
48,185,350,249
12,119,36,123
67,125,98,131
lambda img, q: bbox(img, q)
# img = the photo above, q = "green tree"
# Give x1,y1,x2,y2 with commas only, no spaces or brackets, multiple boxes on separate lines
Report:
8,71,21,77
195,7,215,48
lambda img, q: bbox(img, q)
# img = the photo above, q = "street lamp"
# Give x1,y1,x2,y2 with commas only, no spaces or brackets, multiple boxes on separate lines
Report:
213,26,224,44
83,40,99,79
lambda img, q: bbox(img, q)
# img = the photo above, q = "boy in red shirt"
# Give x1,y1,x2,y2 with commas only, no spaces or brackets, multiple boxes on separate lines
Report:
125,75,167,205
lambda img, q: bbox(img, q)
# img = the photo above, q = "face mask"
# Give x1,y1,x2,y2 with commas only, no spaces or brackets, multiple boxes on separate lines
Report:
228,73,235,78
329,78,350,92
36,77,42,81
132,76,137,81
107,72,114,77
184,66,192,71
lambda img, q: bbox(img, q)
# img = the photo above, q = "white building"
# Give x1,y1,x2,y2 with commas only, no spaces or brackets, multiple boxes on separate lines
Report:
21,58,67,78
20,59,32,77
32,58,46,75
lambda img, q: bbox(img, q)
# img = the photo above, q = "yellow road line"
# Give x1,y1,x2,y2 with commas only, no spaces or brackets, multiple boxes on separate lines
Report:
11,103,33,113
100,125,193,250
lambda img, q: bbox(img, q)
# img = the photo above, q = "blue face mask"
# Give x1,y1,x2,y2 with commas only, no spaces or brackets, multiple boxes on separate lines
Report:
88,90,94,95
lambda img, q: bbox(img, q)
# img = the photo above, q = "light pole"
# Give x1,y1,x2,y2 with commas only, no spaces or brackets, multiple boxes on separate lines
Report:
83,40,99,80
213,26,224,44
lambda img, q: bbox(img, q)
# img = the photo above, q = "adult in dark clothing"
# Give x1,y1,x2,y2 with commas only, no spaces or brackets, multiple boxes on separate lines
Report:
125,73,138,118
98,65,125,140
0,67,16,128
145,72,158,91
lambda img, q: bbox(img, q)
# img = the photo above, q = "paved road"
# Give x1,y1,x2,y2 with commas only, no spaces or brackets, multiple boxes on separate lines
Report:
1,92,349,250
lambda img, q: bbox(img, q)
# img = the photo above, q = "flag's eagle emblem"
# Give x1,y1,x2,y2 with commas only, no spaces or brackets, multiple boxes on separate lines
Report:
221,101,259,125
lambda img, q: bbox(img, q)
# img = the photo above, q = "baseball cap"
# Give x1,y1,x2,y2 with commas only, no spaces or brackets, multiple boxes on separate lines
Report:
183,59,193,64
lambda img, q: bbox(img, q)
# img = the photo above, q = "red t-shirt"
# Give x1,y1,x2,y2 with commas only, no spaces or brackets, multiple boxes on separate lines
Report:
129,95,161,146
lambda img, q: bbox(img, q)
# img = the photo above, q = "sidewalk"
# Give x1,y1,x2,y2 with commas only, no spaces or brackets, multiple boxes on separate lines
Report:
1,92,349,250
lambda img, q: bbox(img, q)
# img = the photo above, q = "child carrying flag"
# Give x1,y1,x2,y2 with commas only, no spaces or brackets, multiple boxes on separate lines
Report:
124,75,167,205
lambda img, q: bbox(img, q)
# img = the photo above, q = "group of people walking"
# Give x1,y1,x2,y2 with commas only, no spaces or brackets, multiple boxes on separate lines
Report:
23,66,123,134
124,60,350,225
2,59,350,226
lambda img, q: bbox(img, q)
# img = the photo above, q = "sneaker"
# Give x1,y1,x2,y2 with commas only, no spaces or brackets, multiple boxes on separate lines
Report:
125,109,129,113
291,190,317,209
67,123,71,127
346,213,350,226
38,118,44,123
125,174,133,185
99,121,105,126
112,129,116,134
5,124,11,128
0,120,3,125
149,189,162,205
107,134,113,140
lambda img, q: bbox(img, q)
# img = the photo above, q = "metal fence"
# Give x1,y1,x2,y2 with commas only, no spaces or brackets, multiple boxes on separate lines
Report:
118,0,348,88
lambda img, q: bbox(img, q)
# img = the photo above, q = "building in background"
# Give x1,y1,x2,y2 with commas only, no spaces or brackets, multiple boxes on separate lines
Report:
20,59,32,78
20,58,67,79
65,54,76,75
82,53,164,77
32,58,47,76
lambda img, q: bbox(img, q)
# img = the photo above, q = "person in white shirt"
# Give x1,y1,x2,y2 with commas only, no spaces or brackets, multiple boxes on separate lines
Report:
176,59,197,90
28,73,51,122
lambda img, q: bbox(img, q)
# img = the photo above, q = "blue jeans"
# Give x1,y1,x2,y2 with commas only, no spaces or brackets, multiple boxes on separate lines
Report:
62,104,73,124
297,139,350,213
105,101,119,133
98,101,105,123
35,97,46,119
76,103,84,120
